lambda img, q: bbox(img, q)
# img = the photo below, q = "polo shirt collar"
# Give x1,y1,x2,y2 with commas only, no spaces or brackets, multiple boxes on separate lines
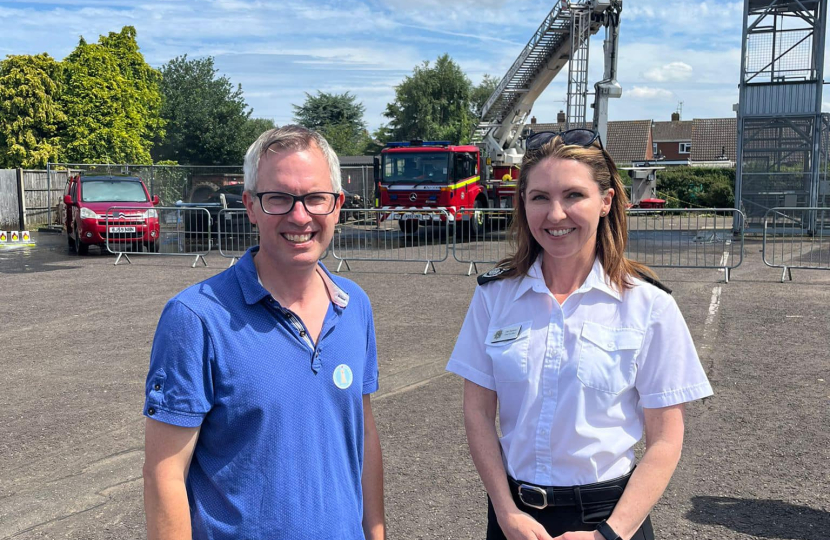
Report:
514,256,622,302
235,247,350,308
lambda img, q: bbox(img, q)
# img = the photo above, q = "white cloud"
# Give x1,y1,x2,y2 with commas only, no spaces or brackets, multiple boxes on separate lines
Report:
628,86,675,100
0,0,752,131
643,61,694,82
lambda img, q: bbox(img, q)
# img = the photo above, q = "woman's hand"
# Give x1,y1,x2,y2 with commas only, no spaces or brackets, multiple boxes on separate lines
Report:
551,531,603,540
497,509,556,540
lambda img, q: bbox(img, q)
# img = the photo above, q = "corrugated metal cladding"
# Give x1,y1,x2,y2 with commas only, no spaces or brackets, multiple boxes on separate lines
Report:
743,83,817,115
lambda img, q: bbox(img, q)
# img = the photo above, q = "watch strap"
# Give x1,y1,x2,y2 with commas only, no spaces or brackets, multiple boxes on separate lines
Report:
596,520,622,540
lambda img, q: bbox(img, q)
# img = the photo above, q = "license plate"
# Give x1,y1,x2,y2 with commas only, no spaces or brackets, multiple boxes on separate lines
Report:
109,226,136,233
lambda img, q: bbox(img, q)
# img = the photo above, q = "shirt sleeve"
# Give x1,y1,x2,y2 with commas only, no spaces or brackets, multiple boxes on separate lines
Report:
635,293,713,408
363,302,379,395
143,299,215,427
446,286,495,390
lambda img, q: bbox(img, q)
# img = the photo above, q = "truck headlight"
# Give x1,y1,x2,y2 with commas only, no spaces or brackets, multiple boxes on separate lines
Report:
80,207,100,219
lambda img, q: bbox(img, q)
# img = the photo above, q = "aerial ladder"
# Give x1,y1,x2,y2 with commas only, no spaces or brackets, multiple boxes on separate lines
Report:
473,0,622,183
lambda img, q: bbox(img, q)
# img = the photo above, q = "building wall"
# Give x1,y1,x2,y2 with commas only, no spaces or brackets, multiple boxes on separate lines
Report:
655,141,690,161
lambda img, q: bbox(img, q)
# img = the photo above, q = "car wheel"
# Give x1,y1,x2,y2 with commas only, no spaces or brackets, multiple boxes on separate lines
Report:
399,220,419,235
75,228,89,255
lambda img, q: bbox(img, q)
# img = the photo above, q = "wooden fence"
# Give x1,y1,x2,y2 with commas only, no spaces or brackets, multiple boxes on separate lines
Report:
0,169,20,229
0,169,73,230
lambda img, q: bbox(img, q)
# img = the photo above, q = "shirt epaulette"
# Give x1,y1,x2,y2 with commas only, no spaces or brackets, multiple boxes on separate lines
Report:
477,267,511,286
635,271,672,295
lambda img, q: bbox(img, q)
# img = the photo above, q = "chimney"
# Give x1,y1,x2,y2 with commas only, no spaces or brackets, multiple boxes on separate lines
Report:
530,116,537,125
557,110,566,123
671,111,680,122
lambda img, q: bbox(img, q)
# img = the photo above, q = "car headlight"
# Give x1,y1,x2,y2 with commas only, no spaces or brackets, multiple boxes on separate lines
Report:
143,209,158,219
80,207,100,219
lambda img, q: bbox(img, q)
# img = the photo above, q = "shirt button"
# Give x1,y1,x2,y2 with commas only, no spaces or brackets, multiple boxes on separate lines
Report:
608,342,615,349
153,384,161,391
299,330,307,337
147,407,155,416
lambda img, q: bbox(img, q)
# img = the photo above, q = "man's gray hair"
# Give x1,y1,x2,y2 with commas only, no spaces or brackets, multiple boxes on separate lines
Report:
243,125,341,193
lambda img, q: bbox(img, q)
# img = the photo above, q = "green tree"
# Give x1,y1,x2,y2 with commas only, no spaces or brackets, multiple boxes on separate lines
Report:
382,54,475,144
0,53,66,168
60,27,164,164
155,55,251,165
293,91,370,155
471,74,500,118
242,117,277,146
656,167,735,208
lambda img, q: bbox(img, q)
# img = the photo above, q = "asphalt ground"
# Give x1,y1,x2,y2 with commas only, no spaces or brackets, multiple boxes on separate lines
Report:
0,231,828,539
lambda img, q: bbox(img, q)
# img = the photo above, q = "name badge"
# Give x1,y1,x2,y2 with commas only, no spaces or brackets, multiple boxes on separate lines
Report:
491,324,522,343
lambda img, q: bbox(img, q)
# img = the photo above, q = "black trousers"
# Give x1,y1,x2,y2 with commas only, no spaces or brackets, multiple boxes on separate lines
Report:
486,472,655,540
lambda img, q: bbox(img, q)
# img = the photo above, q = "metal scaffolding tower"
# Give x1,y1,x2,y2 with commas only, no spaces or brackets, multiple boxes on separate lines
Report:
736,0,829,229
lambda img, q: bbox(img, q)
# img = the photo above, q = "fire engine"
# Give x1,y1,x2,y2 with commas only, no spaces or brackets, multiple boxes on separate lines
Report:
375,0,622,234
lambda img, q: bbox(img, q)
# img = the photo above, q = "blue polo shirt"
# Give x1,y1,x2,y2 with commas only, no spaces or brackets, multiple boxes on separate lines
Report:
143,247,378,540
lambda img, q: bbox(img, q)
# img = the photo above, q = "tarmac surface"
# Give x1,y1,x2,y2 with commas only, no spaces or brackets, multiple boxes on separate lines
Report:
0,231,828,539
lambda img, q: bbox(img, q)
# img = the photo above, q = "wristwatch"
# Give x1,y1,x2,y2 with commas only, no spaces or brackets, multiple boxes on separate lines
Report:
596,520,622,540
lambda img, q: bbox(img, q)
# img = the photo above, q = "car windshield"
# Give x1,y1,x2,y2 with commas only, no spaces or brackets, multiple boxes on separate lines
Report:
221,185,245,196
81,180,148,202
382,152,450,184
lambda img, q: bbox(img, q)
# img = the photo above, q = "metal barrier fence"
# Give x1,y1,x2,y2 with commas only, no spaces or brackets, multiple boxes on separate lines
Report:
762,206,830,282
626,208,745,283
452,208,513,275
105,206,212,267
332,208,451,274
217,208,259,264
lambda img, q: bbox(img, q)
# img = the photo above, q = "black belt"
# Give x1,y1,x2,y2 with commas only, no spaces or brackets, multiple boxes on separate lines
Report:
508,472,631,511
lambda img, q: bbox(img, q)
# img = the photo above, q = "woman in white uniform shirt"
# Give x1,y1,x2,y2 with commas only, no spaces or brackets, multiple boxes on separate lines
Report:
447,130,713,540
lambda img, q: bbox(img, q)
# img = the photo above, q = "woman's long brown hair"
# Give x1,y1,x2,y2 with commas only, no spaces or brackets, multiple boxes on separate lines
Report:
496,135,656,292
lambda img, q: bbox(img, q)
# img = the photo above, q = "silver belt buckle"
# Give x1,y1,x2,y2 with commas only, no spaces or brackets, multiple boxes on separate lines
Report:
517,483,548,509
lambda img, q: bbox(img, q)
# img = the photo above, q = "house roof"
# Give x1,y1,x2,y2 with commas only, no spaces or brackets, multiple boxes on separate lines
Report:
652,120,692,142
524,119,653,164
691,118,737,162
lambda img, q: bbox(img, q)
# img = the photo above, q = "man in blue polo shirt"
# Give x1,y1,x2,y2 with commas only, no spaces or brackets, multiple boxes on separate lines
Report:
142,125,385,540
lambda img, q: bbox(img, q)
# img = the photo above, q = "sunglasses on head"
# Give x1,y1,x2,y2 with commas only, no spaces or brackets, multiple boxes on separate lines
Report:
525,128,604,152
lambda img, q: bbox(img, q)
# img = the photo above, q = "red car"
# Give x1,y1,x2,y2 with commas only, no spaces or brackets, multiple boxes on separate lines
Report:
62,174,160,255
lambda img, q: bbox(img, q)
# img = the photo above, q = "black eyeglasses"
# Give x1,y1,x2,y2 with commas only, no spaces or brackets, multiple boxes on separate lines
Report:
256,191,339,215
525,129,604,152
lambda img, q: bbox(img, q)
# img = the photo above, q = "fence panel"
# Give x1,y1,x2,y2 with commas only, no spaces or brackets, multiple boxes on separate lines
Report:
104,206,212,267
340,165,374,207
0,170,20,229
626,208,745,282
332,208,450,274
25,169,71,227
762,206,830,281
452,208,513,275
217,208,259,263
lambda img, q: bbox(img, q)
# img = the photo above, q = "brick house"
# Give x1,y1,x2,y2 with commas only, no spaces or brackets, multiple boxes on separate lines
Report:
652,113,693,165
526,117,654,166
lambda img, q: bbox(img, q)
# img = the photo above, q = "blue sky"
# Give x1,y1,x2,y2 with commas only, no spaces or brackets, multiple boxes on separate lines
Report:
1,0,827,132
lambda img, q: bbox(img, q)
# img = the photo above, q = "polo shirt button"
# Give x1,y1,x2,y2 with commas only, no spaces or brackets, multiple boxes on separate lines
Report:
607,342,614,349
148,407,155,415
153,384,161,391
299,330,307,337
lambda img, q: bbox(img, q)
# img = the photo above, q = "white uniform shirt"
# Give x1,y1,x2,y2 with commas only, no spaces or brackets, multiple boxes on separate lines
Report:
446,257,713,486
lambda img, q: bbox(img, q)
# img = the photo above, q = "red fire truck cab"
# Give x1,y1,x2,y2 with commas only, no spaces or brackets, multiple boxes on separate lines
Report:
376,140,515,235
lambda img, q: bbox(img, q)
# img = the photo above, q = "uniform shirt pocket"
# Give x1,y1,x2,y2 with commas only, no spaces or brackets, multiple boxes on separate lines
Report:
577,322,644,394
485,320,532,382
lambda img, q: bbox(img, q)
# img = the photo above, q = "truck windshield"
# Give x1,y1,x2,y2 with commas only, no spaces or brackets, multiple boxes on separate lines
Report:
382,153,450,184
81,181,148,203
